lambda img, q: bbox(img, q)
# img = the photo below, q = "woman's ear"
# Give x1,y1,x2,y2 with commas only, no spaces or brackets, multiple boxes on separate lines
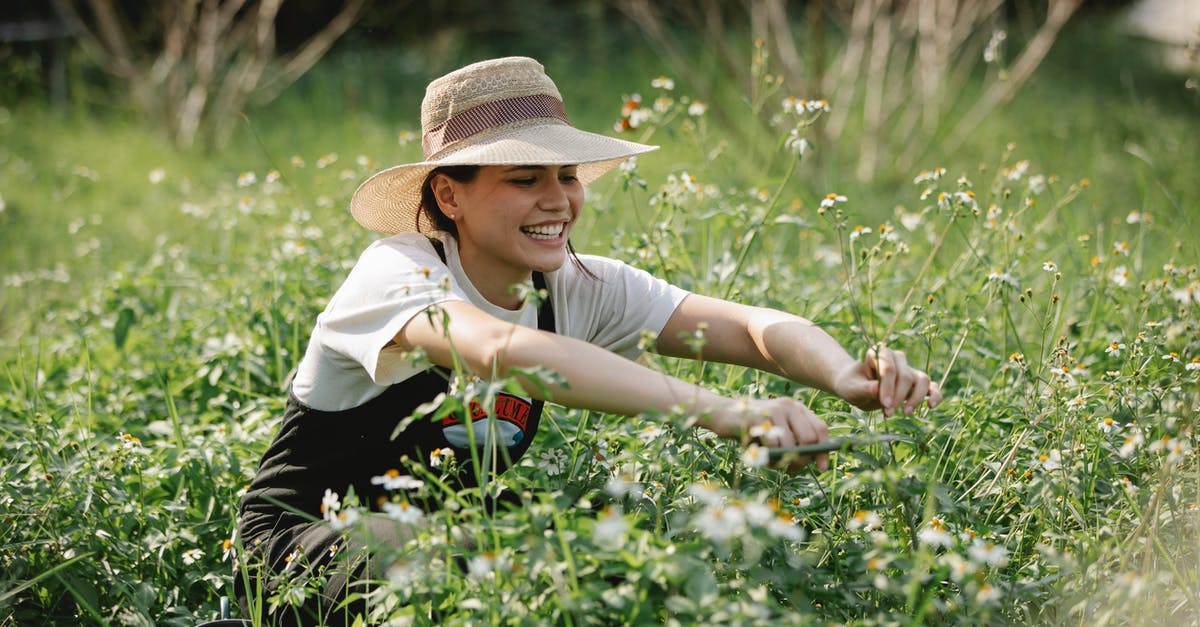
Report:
430,174,460,220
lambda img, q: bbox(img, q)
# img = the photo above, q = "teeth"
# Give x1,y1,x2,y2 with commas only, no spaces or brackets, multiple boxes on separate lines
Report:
522,223,564,239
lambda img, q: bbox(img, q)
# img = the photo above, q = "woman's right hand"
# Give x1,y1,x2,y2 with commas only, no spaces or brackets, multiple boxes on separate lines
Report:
708,397,831,472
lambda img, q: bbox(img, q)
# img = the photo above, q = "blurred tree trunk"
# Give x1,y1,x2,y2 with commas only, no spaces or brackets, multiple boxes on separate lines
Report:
612,0,1082,182
51,0,365,149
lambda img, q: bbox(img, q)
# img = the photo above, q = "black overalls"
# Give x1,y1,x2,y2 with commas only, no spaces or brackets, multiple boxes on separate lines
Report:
235,240,555,625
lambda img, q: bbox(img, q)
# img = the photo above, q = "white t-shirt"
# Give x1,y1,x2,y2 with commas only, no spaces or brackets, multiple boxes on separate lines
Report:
291,232,690,412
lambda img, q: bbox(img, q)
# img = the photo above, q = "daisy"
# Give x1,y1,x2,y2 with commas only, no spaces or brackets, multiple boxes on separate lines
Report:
370,469,424,491
1105,341,1126,357
918,516,954,548
594,506,629,547
382,500,424,524
1119,431,1144,458
1109,266,1129,287
1036,450,1062,471
976,582,1002,603
820,193,847,208
742,443,769,468
766,513,805,541
847,509,882,532
429,447,454,468
694,504,745,543
539,448,568,476
967,540,1010,567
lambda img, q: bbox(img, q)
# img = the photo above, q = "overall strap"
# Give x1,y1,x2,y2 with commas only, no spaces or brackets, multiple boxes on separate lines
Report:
427,236,556,333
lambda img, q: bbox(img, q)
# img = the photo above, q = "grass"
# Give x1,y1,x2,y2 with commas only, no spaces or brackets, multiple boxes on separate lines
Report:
1,14,1198,626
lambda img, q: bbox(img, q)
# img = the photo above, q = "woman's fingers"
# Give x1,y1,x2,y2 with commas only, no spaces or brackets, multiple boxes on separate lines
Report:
780,400,829,471
868,344,942,416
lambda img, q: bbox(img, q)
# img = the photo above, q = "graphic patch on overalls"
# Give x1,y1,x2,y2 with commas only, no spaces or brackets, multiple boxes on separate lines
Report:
440,393,532,449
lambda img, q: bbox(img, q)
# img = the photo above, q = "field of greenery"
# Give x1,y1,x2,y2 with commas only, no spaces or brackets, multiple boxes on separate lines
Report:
2,12,1199,626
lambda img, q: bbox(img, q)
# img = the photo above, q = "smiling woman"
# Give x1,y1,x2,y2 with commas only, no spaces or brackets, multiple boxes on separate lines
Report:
235,56,941,625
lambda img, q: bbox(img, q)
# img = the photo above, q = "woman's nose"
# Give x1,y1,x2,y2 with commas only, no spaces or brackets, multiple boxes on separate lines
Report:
537,179,571,211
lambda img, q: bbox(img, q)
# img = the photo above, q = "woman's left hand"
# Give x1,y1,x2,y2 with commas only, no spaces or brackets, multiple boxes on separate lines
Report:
832,345,942,417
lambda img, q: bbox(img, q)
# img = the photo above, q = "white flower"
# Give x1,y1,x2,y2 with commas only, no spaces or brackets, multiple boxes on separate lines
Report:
848,225,872,241
329,507,360,531
918,517,954,548
1112,241,1130,257
1110,266,1130,287
899,211,922,230
688,481,726,507
370,470,424,491
148,168,166,184
1042,261,1058,272
221,529,238,562
594,506,629,547
651,75,675,90
983,29,1007,63
1127,210,1147,224
539,448,568,476
619,156,638,173
468,553,496,579
429,447,454,468
847,510,882,532
1187,357,1200,371
637,424,663,442
693,504,745,543
820,193,847,208
182,548,204,566
1105,341,1126,357
1119,431,1144,458
687,101,708,116
321,489,341,517
766,514,805,541
986,268,1019,288
1172,282,1200,306
976,582,1002,603
939,552,975,582
382,500,424,524
605,472,644,499
742,443,769,469
1028,175,1047,195
913,168,945,184
236,171,257,187
1005,160,1029,181
967,540,1009,567
1036,450,1062,471
1097,417,1118,433
748,419,785,441
785,129,812,156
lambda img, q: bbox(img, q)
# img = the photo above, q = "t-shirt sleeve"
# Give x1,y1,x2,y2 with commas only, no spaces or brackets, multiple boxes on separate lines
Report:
560,255,690,360
315,236,465,385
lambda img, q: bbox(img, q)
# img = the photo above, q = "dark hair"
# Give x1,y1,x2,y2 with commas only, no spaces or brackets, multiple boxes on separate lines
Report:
418,165,598,280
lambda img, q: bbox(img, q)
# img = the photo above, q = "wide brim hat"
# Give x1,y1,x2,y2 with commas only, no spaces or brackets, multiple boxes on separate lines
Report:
350,56,659,234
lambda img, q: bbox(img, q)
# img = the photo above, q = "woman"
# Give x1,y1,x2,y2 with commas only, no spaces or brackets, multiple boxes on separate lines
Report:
236,56,941,624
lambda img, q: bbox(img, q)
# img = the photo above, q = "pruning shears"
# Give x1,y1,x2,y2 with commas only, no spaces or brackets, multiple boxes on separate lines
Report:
766,433,910,460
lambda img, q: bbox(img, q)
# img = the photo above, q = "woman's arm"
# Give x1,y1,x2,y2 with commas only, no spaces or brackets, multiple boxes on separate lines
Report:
395,300,830,465
655,294,941,417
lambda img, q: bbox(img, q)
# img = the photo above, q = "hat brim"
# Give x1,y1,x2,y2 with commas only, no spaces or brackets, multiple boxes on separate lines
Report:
350,122,658,234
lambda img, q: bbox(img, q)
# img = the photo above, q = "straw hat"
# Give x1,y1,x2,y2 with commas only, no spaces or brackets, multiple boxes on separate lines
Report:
350,57,659,234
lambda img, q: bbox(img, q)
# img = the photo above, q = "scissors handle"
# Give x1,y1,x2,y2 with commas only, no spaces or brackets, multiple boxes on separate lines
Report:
766,433,908,458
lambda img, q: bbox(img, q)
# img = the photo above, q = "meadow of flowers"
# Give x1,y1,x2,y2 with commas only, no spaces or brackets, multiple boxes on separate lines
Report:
2,56,1199,625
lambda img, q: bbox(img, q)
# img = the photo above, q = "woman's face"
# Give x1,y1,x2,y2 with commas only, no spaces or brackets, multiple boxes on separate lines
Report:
435,164,584,286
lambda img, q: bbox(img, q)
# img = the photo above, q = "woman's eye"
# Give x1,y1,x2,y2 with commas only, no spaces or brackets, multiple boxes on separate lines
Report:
510,177,537,186
560,174,579,183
